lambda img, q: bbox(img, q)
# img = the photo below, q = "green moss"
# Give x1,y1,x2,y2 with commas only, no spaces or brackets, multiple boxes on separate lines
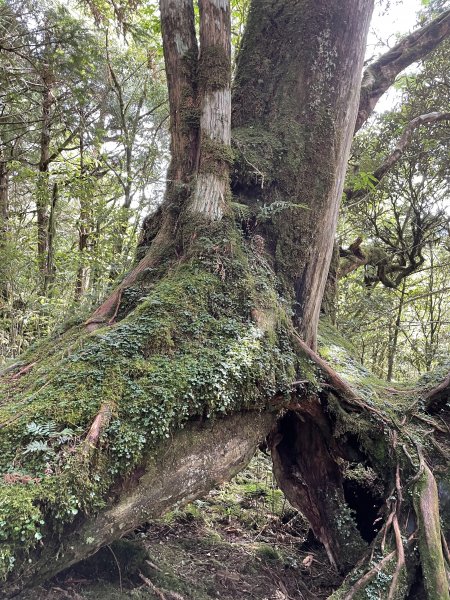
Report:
232,126,283,189
198,45,230,91
182,105,201,131
180,84,200,133
199,136,234,177
0,229,296,579
255,543,280,561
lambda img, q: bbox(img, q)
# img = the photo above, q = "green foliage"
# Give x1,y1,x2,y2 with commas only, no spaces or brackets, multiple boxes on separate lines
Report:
339,46,450,382
0,0,168,362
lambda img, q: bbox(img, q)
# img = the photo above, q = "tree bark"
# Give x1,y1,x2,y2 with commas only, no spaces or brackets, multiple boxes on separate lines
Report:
387,280,406,381
43,182,58,296
189,0,232,219
75,135,90,300
36,67,54,287
0,157,9,302
160,0,198,189
232,0,374,348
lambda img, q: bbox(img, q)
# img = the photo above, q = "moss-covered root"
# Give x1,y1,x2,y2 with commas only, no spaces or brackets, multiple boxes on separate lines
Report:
414,464,450,600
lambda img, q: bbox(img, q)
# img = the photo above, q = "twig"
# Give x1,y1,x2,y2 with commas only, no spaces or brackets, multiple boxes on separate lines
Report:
106,545,123,593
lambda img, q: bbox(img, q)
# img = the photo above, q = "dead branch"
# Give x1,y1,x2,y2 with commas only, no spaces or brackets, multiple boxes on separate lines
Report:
10,362,36,380
293,332,390,424
81,403,114,456
139,572,185,600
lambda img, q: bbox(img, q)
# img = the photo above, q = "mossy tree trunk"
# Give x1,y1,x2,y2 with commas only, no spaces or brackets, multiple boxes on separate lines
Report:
2,1,450,599
231,0,373,348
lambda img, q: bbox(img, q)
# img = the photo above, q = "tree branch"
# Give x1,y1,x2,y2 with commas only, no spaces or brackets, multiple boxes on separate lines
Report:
356,9,450,131
346,111,450,203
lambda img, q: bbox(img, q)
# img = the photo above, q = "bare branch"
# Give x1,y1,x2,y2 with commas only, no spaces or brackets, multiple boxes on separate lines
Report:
346,111,450,203
356,9,450,131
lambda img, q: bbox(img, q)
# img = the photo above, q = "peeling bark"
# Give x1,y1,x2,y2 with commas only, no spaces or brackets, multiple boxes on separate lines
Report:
190,0,232,219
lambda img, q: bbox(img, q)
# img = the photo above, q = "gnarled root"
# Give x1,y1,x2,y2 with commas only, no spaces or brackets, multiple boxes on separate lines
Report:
414,463,450,600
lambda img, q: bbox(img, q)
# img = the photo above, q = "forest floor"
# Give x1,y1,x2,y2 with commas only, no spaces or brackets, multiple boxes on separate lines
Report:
16,454,342,600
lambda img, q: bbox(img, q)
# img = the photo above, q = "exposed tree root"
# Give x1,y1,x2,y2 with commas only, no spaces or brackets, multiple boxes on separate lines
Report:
82,402,114,456
425,370,450,410
85,217,176,330
0,412,274,598
414,464,450,600
341,538,415,600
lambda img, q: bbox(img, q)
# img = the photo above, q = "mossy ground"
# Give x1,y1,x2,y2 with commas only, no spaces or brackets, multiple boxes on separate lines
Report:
15,454,342,600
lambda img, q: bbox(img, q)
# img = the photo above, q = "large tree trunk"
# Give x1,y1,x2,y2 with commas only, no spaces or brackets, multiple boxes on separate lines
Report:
232,0,373,348
2,2,450,599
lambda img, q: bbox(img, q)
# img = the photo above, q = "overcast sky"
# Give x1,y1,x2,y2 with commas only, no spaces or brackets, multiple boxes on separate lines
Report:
371,0,423,46
368,0,424,113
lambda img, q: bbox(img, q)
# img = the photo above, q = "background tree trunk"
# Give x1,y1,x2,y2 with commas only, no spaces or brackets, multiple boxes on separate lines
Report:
0,156,9,302
36,63,54,288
